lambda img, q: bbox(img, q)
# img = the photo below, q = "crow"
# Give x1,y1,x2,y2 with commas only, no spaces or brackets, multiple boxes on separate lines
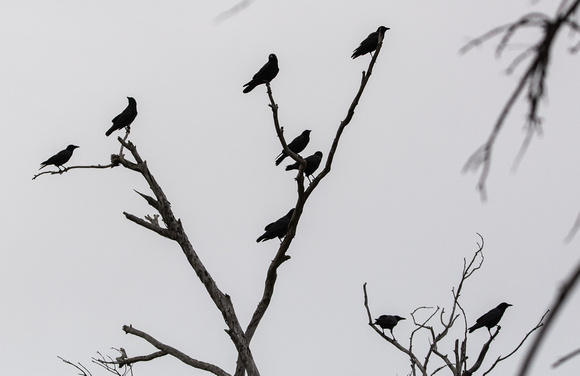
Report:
285,151,323,182
374,315,405,336
106,97,138,136
351,26,390,59
39,145,79,171
468,302,512,333
275,130,311,166
243,54,279,93
256,209,295,243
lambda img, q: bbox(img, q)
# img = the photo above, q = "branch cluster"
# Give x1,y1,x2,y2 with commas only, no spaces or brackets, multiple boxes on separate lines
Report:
364,235,546,376
461,0,580,200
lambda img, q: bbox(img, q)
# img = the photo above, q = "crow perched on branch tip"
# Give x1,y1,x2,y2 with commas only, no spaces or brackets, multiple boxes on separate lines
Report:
39,145,79,171
243,54,279,93
351,26,390,59
106,97,138,136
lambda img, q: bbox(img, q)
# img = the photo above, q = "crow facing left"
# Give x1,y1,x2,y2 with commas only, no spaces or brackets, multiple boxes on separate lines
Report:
256,209,295,243
39,145,79,171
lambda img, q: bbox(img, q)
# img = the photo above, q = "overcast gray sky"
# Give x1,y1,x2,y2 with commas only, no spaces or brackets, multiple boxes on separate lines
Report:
2,1,580,375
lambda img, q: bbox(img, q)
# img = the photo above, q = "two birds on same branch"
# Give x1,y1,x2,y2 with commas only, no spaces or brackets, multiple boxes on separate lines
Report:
39,97,138,171
373,302,512,339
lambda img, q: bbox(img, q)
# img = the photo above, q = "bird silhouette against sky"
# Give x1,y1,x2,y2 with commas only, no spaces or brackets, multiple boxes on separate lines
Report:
374,315,405,337
285,151,323,183
468,302,512,333
256,209,294,243
351,26,390,59
243,54,279,93
39,145,79,171
106,97,138,136
275,130,311,166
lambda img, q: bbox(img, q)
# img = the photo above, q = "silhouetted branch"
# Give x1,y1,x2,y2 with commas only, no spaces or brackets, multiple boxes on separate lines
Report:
461,0,580,200
482,311,547,375
122,325,230,376
363,283,426,375
214,0,255,23
235,33,388,376
516,256,580,376
553,347,580,368
59,356,92,376
32,163,115,180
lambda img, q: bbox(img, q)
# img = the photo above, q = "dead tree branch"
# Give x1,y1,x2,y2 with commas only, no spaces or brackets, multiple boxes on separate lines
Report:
122,325,230,376
461,0,580,200
364,235,542,376
516,256,580,376
234,34,387,376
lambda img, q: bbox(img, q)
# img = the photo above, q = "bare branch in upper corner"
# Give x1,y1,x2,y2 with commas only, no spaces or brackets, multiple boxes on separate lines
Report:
461,0,580,199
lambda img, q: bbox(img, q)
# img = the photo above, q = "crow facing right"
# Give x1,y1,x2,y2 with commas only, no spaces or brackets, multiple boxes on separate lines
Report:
374,315,405,336
351,26,390,59
468,302,512,333
39,145,79,171
275,130,311,166
106,97,138,136
243,54,279,93
285,151,323,182
256,209,294,243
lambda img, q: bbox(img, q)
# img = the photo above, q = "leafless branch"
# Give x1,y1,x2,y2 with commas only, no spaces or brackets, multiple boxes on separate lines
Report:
32,163,116,180
516,256,580,376
122,325,230,376
214,0,255,23
235,36,387,376
553,347,580,368
461,0,580,199
58,356,93,376
482,311,547,375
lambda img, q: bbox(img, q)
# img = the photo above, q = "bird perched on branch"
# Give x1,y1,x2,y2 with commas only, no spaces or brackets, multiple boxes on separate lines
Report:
275,130,311,166
351,26,390,59
243,54,279,93
285,151,323,182
468,302,512,333
256,209,295,243
374,315,405,336
39,145,79,171
106,97,138,136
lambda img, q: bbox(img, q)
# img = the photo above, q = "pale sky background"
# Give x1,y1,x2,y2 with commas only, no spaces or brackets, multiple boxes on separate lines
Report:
2,1,580,375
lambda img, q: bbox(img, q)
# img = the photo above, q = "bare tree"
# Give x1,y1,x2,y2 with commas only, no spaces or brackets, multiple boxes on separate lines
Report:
39,34,388,376
364,235,546,376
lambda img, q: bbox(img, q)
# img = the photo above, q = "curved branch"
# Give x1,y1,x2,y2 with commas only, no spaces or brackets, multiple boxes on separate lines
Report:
123,325,231,376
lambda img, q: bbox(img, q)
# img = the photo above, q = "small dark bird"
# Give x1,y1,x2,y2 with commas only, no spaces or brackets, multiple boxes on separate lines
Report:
275,130,311,166
285,151,323,182
468,302,512,333
256,209,295,243
374,315,405,336
243,54,279,93
106,97,138,136
351,26,390,59
39,145,79,171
